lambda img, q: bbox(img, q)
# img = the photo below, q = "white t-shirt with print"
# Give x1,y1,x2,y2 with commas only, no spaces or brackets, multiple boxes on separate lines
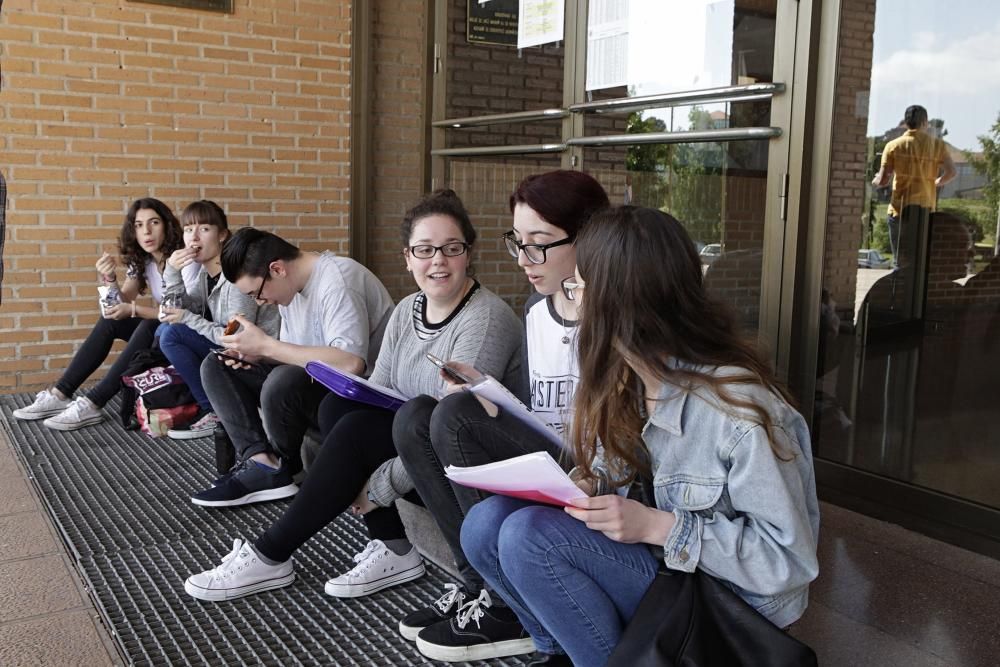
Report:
523,292,579,435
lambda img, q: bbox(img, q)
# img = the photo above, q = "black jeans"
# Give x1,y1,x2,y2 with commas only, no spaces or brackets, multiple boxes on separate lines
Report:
56,316,160,408
393,391,567,592
199,356,327,471
254,393,419,563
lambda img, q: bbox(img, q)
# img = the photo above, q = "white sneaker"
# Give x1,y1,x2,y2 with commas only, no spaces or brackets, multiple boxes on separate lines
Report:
167,411,219,440
325,539,426,598
12,390,72,421
184,539,295,602
42,396,104,431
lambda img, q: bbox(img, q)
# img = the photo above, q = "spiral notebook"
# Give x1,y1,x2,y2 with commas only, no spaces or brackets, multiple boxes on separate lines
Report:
305,360,409,411
463,375,565,449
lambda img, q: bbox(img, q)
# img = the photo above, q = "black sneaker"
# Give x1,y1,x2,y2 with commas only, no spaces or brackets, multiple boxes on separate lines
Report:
191,460,298,507
415,590,534,662
399,583,468,641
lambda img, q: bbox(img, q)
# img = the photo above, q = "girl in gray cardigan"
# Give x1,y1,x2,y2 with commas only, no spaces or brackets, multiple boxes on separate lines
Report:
158,201,280,439
182,189,524,607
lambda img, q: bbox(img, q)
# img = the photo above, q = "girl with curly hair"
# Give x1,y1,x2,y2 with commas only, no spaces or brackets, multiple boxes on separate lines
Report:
14,197,197,431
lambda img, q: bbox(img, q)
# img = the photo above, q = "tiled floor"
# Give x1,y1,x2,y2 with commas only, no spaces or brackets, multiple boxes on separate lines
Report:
2,420,999,666
0,428,118,666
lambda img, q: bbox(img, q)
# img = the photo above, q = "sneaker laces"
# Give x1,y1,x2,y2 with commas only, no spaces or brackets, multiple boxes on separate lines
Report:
344,540,386,579
208,539,250,581
190,412,218,430
455,589,493,630
435,583,466,615
62,396,94,420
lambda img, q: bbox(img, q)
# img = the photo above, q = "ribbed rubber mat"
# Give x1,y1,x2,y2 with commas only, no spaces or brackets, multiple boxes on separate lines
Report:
1,394,530,666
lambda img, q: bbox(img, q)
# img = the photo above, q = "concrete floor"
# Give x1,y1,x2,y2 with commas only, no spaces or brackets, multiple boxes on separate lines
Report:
1,423,999,666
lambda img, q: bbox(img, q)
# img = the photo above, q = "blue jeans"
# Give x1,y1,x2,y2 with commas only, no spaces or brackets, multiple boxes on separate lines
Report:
461,496,660,666
159,323,215,411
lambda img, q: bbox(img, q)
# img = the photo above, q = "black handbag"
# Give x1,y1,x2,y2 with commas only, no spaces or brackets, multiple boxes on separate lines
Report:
606,568,818,667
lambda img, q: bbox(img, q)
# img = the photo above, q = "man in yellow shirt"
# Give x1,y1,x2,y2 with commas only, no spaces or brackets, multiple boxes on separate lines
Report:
872,105,957,266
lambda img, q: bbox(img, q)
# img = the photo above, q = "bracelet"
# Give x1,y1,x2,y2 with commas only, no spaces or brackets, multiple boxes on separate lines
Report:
102,274,117,283
130,302,136,318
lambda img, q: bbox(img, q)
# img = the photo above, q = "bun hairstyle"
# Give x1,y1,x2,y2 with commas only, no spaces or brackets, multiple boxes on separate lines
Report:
399,188,477,247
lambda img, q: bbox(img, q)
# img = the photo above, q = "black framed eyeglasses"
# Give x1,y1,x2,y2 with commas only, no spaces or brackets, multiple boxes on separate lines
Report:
503,231,573,265
253,272,270,302
407,242,470,259
561,277,585,302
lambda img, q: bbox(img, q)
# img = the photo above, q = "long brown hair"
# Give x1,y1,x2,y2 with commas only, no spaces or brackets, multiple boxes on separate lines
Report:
570,206,795,486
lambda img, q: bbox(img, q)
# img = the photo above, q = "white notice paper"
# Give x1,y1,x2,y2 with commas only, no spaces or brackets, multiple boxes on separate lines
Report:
518,0,565,49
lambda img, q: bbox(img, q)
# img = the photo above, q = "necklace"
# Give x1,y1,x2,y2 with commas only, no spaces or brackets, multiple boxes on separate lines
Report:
559,311,571,344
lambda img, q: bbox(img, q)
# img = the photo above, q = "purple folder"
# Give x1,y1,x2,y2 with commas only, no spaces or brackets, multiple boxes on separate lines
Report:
305,361,409,412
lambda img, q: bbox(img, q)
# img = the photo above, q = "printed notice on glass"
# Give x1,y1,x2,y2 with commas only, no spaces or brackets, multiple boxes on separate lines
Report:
517,0,565,49
585,0,629,91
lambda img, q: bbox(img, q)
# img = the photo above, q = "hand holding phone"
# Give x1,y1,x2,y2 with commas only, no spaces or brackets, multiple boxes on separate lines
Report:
212,348,259,370
426,353,474,385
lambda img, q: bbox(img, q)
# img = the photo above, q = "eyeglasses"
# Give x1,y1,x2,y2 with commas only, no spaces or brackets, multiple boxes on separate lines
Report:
253,272,270,302
407,242,470,259
503,232,573,265
561,277,585,302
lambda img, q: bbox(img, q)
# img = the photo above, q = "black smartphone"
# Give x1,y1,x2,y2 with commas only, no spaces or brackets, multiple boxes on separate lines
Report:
211,348,259,368
426,353,474,384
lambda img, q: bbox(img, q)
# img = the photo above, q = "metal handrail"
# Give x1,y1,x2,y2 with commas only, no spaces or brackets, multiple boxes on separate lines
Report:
568,83,785,115
566,127,781,147
430,143,567,157
432,108,569,129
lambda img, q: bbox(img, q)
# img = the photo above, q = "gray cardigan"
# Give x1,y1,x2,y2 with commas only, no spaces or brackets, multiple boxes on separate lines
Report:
366,285,524,506
162,263,280,344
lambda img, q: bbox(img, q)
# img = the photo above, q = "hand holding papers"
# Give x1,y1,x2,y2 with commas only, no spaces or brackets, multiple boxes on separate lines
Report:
305,361,409,411
445,451,586,508
463,375,564,450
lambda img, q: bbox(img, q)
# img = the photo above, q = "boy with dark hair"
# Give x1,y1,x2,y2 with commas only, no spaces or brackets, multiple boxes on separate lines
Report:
191,228,394,507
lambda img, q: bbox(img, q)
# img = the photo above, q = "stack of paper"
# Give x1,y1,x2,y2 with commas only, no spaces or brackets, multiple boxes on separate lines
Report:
464,376,565,450
445,451,585,507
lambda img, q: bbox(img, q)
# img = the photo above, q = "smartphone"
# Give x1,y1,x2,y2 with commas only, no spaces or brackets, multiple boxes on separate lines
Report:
211,348,259,368
426,353,474,384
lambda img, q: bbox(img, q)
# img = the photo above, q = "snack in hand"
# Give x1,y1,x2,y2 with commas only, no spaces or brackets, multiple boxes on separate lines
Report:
223,319,240,335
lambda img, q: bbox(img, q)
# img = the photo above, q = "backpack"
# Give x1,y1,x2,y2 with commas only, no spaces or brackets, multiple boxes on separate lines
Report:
119,348,199,437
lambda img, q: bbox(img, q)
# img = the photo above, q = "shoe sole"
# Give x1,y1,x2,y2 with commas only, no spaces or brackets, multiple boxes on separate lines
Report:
184,571,295,601
190,484,299,507
12,407,68,420
167,429,213,440
43,415,105,431
399,621,425,642
415,636,535,662
324,561,426,598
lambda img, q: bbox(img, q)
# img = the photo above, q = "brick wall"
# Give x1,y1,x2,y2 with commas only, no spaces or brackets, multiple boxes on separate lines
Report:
0,0,352,393
367,0,430,302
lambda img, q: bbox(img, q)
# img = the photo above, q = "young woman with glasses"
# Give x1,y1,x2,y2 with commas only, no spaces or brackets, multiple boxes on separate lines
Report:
461,206,820,667
393,170,611,664
184,189,526,607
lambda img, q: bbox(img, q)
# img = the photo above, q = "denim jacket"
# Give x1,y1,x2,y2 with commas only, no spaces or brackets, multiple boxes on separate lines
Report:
594,365,820,629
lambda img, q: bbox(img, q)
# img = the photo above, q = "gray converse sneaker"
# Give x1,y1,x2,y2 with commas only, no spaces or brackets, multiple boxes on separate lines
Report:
184,539,295,602
324,539,426,598
167,411,220,440
42,396,104,431
12,390,72,421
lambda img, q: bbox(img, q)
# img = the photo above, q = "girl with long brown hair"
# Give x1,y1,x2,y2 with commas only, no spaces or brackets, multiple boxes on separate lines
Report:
460,206,820,667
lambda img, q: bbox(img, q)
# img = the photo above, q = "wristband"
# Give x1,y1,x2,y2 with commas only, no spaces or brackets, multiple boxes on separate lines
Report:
131,302,136,318
102,273,117,283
